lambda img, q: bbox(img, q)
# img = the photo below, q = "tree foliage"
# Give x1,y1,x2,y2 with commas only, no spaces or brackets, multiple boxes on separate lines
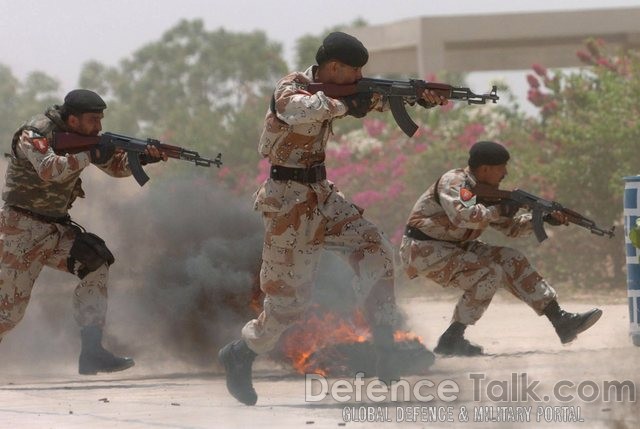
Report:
78,19,288,183
518,39,640,288
0,65,59,141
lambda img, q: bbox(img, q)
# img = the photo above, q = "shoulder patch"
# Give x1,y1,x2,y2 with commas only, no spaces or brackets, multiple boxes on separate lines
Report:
460,187,474,201
22,130,50,154
31,137,50,154
459,187,477,207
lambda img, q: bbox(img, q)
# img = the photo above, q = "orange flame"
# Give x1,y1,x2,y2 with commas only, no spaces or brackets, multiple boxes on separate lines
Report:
394,330,423,343
278,307,370,374
277,306,426,376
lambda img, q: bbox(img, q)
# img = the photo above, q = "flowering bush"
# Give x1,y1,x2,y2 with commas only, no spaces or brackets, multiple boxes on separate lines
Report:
517,39,640,288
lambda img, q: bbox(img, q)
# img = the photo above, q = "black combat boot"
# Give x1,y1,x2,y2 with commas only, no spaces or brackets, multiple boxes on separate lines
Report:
218,339,258,405
434,321,483,356
78,325,135,375
371,325,400,386
543,300,603,344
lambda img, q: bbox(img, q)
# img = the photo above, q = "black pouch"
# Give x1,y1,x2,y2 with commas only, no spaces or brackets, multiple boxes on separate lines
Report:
67,232,115,279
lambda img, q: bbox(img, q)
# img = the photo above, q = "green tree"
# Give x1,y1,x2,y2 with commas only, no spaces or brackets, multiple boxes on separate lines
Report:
78,19,288,186
0,65,60,142
520,40,640,288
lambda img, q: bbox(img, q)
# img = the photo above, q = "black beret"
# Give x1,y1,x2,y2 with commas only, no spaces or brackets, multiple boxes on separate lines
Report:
315,31,369,67
62,89,107,113
468,141,510,168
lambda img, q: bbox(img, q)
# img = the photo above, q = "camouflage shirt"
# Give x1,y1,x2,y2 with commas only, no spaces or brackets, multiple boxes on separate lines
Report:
255,66,384,214
406,167,533,242
2,106,132,218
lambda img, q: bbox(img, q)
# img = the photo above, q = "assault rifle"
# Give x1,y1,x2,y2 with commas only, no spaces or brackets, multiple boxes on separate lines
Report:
52,132,222,186
306,78,499,137
472,183,615,243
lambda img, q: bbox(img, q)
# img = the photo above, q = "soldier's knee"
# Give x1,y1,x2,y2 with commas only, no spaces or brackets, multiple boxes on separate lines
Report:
477,263,502,295
67,232,115,279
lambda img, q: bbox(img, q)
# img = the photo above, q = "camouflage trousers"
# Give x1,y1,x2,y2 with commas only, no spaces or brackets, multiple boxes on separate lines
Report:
242,189,396,354
399,237,556,325
0,206,108,338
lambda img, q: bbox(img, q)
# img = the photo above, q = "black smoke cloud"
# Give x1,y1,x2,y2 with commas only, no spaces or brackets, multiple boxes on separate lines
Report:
0,169,266,372
104,176,265,367
0,166,389,374
102,174,363,369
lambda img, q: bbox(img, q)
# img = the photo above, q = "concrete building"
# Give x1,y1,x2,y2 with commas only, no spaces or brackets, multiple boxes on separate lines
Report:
346,7,640,76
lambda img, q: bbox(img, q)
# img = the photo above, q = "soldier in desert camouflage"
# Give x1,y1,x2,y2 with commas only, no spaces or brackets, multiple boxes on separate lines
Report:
218,31,448,405
0,89,165,374
399,141,602,356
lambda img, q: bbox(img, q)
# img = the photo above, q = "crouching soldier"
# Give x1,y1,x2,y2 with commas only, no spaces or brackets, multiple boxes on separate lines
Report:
399,141,602,356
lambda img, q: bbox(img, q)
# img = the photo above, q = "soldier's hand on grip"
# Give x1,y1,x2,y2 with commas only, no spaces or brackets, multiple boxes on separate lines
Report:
417,89,448,109
543,211,568,226
498,200,521,218
341,93,373,118
139,145,167,165
88,141,115,164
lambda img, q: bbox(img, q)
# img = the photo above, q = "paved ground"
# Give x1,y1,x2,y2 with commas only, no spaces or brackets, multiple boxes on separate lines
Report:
1,297,638,428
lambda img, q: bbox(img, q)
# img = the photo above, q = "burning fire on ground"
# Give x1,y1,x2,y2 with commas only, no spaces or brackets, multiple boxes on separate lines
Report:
271,305,435,377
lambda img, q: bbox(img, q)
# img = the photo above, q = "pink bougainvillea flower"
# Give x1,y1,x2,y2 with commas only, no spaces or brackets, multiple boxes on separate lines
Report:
532,63,548,77
526,74,540,89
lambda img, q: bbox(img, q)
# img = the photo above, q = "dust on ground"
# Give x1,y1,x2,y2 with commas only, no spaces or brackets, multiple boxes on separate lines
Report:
0,295,638,429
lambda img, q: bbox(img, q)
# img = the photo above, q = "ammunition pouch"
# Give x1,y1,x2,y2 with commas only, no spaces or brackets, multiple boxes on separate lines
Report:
67,232,115,279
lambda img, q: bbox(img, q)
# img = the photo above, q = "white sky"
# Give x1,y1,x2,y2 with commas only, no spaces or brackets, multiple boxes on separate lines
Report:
2,0,640,96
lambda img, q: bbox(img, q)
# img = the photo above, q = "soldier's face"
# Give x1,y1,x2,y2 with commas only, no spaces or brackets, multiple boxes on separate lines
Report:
67,112,103,136
337,62,362,84
477,163,507,186
324,61,362,84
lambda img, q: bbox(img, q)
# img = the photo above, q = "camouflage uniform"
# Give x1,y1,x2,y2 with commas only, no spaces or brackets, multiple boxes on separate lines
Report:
399,167,557,325
242,66,396,354
0,106,132,338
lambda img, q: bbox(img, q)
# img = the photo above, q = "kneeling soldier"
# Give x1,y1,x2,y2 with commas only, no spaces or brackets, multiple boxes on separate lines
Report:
399,141,602,356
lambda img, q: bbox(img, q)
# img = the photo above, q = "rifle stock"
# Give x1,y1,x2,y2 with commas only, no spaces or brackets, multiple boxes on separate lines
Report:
50,133,101,153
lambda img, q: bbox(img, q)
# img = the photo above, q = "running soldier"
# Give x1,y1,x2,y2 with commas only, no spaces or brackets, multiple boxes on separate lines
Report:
219,31,448,405
399,141,602,356
0,89,166,374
